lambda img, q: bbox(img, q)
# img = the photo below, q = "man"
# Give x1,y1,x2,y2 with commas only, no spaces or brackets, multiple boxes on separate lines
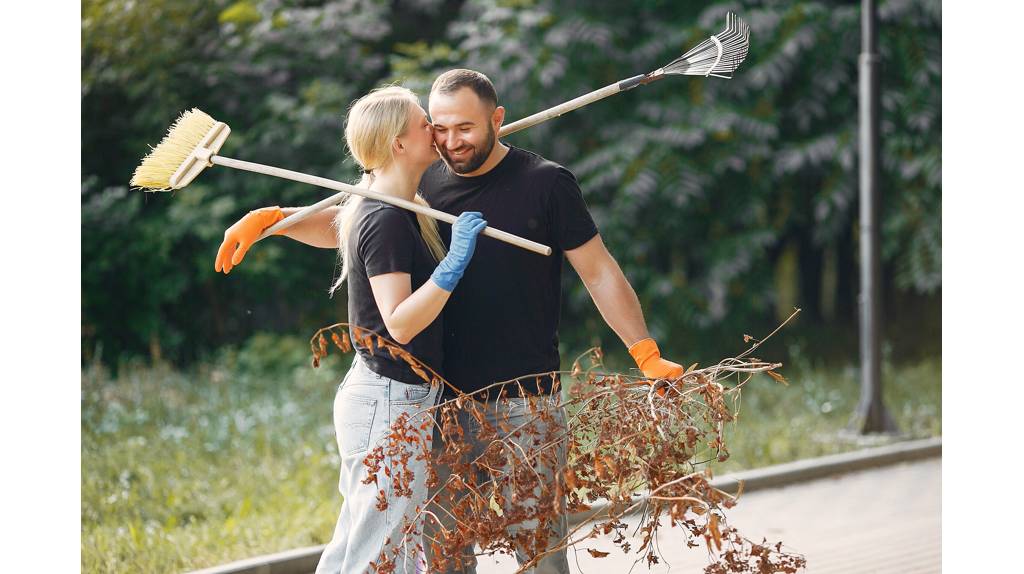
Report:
421,69,680,397
417,69,681,574
215,69,682,573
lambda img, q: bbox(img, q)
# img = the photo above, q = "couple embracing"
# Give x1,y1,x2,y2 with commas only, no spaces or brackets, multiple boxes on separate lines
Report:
216,69,683,574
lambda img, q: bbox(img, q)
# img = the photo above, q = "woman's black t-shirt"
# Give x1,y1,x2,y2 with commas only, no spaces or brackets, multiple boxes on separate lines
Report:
346,198,443,385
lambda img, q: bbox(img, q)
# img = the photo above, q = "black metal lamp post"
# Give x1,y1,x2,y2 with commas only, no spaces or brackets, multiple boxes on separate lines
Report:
851,0,898,434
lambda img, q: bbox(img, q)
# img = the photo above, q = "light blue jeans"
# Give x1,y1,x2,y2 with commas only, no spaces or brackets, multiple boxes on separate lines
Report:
316,356,441,574
423,395,570,574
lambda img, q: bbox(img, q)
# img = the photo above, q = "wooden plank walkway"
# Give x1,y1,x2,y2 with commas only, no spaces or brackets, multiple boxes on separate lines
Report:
477,458,941,574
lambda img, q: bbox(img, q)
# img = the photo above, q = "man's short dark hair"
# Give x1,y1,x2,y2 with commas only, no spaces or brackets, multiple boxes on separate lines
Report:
430,69,498,109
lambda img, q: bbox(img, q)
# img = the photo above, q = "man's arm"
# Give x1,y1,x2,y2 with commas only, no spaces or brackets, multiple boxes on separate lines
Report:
566,234,683,379
565,234,649,347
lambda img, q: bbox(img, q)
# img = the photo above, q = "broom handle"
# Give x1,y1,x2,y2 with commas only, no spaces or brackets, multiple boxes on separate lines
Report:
209,155,552,256
207,72,664,254
498,73,656,137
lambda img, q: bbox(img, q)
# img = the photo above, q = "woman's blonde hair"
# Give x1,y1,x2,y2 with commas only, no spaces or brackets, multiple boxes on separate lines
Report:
330,86,446,295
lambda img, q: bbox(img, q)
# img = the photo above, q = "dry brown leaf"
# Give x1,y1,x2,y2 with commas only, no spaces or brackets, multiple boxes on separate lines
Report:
709,513,722,551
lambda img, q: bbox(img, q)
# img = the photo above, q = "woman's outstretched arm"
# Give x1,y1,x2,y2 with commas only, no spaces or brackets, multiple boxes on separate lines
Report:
279,206,340,248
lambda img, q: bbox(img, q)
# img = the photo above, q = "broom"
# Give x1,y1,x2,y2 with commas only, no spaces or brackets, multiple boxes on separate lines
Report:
129,109,552,256
498,11,750,137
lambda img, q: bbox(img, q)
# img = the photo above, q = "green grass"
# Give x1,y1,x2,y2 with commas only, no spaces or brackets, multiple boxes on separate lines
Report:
707,357,941,475
82,334,351,573
82,335,940,573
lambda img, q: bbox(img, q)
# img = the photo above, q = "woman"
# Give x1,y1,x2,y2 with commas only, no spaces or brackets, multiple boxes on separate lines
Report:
214,86,486,573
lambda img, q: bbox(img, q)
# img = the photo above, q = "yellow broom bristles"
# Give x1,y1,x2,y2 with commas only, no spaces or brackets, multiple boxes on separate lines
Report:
130,108,218,191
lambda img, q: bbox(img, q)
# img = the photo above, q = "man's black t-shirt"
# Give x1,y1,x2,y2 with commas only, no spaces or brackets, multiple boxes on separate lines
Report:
419,146,599,397
346,198,444,385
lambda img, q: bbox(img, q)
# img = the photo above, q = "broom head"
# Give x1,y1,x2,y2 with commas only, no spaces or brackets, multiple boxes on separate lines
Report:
130,108,231,191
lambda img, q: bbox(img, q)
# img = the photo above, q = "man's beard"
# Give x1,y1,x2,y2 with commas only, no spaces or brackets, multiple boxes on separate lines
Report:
439,123,496,174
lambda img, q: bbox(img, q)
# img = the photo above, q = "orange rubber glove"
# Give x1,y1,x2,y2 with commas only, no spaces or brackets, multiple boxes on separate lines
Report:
628,338,684,379
215,206,285,274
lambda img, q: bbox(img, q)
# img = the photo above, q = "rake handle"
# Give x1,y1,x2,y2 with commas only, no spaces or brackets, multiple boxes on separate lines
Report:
209,155,553,257
498,73,659,137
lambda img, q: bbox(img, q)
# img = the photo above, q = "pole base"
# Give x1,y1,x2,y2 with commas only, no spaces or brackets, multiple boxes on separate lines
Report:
848,398,900,435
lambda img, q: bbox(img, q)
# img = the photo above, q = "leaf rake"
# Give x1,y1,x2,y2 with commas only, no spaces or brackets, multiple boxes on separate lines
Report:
498,11,751,137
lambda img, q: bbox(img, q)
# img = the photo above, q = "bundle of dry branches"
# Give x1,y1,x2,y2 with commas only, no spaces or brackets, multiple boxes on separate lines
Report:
311,311,806,574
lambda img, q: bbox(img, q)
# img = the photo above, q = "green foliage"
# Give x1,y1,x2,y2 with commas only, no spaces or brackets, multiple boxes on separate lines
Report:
82,0,940,368
220,1,263,26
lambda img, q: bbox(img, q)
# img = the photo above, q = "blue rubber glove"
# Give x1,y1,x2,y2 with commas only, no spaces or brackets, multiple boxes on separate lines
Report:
431,211,487,292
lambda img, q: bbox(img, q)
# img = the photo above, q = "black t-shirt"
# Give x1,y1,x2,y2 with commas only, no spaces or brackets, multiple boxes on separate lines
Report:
346,198,444,385
419,146,599,397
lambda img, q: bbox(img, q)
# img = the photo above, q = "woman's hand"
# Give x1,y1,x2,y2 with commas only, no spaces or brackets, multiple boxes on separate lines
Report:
215,206,284,274
430,212,488,291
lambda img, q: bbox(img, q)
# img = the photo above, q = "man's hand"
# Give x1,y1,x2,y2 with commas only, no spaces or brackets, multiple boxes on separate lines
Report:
628,338,684,379
215,206,285,274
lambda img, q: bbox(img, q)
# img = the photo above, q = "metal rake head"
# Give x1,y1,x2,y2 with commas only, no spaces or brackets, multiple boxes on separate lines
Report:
660,12,750,79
